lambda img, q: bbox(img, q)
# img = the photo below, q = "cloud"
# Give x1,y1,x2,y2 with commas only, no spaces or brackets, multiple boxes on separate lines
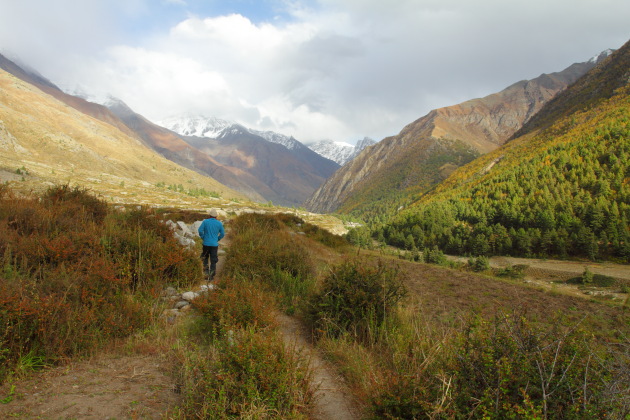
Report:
1,0,629,143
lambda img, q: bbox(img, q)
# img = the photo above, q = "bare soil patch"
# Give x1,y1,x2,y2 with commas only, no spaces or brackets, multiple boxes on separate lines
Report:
0,354,179,419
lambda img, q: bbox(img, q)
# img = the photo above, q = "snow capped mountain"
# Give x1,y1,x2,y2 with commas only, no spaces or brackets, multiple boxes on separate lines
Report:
158,114,233,138
309,137,376,166
309,140,354,165
589,48,614,64
247,129,302,151
156,113,303,150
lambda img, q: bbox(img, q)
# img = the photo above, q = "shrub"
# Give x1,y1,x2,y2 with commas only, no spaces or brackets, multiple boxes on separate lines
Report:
367,312,627,419
223,213,314,284
0,186,199,383
468,255,490,272
171,329,312,419
422,246,447,265
497,264,528,279
450,312,616,419
306,259,407,343
192,277,276,340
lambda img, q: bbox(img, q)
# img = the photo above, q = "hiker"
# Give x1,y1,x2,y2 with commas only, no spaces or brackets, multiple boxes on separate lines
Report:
198,209,225,280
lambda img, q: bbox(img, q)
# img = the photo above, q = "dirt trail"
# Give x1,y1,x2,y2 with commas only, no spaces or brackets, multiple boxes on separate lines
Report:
278,314,361,420
0,229,360,419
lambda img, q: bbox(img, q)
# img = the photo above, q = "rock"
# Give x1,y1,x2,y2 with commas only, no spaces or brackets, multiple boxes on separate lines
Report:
182,291,199,301
174,300,190,309
199,284,215,292
177,221,193,237
163,287,177,296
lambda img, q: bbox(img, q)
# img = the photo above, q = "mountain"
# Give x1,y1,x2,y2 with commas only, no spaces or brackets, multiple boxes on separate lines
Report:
157,114,233,138
159,114,340,206
104,100,268,202
376,40,630,261
0,65,246,205
309,137,377,166
180,125,339,206
304,50,611,217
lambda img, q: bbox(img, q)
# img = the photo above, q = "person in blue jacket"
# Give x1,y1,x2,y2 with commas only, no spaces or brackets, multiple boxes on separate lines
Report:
198,209,225,279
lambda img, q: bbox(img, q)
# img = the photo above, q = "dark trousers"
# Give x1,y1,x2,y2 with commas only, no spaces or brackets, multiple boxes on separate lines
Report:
201,245,219,277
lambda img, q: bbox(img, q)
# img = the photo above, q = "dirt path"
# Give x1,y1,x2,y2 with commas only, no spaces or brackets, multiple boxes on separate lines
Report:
278,314,361,420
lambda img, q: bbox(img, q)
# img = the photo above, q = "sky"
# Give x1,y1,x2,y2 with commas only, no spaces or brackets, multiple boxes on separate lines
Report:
0,0,628,145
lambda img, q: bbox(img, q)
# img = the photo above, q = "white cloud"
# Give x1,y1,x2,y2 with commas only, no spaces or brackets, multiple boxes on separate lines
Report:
1,0,629,143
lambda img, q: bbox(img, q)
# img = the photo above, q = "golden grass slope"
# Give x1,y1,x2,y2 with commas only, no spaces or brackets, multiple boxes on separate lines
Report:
0,69,247,206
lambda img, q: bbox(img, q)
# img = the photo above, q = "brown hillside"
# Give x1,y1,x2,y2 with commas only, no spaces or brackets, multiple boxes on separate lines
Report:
0,69,246,204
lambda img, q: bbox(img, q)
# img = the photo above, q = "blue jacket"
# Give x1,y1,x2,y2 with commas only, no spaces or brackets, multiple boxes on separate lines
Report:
198,218,225,246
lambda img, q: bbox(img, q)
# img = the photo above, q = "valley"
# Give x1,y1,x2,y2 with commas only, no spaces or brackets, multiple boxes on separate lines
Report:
0,16,628,417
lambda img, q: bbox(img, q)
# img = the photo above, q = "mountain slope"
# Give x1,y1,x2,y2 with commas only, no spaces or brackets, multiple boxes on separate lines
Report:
0,54,137,140
0,68,246,204
304,53,608,216
377,41,630,261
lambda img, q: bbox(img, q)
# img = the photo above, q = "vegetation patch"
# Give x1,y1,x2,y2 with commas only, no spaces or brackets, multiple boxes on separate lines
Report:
0,185,200,383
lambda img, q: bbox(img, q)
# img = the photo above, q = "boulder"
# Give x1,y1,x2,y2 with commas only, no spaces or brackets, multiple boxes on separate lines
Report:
182,291,199,301
174,300,190,309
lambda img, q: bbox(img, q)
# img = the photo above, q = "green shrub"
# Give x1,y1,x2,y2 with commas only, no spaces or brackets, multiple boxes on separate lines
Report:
449,313,617,419
192,277,276,340
306,259,407,343
422,246,447,265
367,312,626,419
566,270,616,287
468,255,490,272
497,264,528,279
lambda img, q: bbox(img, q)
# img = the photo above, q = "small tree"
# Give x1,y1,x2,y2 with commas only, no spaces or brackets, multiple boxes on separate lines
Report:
582,267,594,285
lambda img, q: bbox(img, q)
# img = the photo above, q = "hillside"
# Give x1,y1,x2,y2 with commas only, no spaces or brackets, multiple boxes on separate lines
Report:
304,52,607,217
0,68,246,206
377,41,630,261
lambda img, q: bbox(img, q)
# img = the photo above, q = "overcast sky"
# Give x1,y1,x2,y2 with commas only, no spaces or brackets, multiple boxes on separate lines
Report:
0,0,628,144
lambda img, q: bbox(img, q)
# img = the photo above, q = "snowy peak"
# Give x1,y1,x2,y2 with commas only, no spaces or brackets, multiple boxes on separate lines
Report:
156,113,304,150
588,48,615,64
247,129,302,151
158,114,234,138
309,140,354,165
309,137,376,166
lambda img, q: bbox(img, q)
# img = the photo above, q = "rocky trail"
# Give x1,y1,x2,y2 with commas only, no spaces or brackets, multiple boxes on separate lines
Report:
0,224,361,420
